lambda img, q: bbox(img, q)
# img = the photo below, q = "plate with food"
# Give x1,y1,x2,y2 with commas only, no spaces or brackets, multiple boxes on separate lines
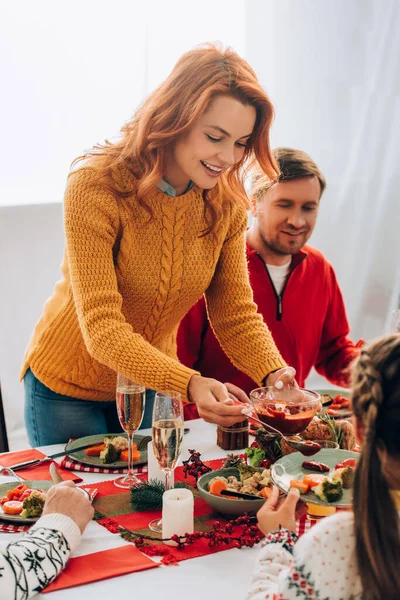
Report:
197,463,273,516
0,481,53,523
65,433,147,468
271,448,359,507
314,389,352,419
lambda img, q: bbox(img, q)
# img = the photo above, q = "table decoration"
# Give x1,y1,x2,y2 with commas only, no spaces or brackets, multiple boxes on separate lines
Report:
130,480,189,511
182,449,212,481
84,458,316,567
162,488,194,546
217,418,249,450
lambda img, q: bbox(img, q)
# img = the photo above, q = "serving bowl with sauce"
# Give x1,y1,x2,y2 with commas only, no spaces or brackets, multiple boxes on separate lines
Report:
249,387,321,435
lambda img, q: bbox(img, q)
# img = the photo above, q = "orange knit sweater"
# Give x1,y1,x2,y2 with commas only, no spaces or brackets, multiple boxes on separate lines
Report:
21,166,285,401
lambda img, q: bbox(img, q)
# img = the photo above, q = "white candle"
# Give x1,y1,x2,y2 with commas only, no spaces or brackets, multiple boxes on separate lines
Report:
162,488,194,546
147,441,174,486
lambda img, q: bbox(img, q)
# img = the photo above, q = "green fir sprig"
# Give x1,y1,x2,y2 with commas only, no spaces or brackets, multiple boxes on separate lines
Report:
130,480,189,512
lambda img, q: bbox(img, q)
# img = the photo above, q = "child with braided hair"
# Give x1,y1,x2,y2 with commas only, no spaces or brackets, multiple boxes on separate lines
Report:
247,334,400,600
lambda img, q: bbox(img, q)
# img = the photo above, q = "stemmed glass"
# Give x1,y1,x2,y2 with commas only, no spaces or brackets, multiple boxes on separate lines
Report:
114,373,146,489
149,391,184,533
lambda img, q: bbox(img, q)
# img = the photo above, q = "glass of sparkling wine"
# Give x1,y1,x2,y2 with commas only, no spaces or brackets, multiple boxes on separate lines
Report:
149,391,184,533
114,373,146,489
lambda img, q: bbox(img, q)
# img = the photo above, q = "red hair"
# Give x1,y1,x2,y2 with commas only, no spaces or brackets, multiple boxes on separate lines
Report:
73,43,279,233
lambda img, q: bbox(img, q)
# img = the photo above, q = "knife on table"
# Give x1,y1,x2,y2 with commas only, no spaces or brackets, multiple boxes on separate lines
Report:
3,442,108,471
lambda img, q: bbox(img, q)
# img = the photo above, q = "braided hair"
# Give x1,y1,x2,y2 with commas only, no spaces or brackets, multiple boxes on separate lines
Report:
352,334,400,599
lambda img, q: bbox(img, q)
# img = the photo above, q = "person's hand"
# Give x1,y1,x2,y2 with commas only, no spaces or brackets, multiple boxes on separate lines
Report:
256,485,307,535
224,382,251,406
188,375,246,426
266,366,297,389
42,481,94,533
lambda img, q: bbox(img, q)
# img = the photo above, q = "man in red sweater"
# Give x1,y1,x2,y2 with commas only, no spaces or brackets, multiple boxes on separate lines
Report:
177,148,361,419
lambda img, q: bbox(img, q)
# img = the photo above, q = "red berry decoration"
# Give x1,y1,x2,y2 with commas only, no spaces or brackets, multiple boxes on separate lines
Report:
182,449,212,482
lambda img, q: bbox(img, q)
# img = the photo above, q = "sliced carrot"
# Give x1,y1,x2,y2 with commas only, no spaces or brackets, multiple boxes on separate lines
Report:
303,474,326,488
84,443,106,456
260,487,272,499
289,480,309,494
120,447,140,462
3,501,24,515
209,480,228,496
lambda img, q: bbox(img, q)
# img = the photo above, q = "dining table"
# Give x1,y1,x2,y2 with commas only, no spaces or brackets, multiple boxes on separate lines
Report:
0,419,271,600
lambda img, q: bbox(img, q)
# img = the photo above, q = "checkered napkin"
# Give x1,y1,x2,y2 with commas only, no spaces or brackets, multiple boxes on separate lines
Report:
0,522,30,534
60,454,148,476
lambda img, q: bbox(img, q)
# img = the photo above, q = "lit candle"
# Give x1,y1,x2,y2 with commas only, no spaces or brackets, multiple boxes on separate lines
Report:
147,441,174,486
162,488,194,546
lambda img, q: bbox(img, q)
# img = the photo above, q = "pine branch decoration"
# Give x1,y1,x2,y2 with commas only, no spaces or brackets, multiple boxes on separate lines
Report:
130,480,189,512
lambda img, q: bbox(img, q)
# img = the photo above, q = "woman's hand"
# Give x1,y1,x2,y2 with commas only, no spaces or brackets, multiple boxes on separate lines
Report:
188,375,246,426
266,366,297,389
224,382,251,405
256,485,307,535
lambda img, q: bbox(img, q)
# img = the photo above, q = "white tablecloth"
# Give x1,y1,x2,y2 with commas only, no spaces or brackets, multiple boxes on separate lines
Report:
0,420,260,599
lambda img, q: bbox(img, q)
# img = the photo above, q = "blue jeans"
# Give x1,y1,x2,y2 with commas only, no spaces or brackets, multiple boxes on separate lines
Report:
24,368,155,446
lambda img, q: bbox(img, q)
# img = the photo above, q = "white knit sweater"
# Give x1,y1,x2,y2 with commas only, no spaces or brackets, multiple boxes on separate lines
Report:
247,512,364,600
0,513,81,599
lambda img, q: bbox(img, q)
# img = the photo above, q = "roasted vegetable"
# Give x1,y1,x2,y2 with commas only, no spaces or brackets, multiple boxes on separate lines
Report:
100,443,119,464
313,478,343,503
237,462,261,483
333,466,355,489
20,490,46,518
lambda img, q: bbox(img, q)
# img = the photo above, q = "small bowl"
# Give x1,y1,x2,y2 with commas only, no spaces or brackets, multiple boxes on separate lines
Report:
250,387,321,435
197,467,265,516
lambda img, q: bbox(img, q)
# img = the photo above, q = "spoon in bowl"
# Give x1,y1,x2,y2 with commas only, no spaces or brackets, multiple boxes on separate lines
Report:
241,408,321,456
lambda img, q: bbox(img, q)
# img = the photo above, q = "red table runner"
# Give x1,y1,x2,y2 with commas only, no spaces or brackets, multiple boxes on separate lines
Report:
85,459,316,564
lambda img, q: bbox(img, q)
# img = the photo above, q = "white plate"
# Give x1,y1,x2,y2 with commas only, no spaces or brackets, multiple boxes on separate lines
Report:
271,448,359,507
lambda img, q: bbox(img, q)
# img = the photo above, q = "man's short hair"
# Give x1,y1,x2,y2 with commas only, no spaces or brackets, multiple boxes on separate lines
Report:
251,147,326,201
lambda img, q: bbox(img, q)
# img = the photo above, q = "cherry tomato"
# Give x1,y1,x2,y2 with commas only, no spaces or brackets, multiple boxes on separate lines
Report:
327,408,340,416
336,458,358,470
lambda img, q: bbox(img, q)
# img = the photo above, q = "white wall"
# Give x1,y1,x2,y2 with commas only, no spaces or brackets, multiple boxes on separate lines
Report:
0,204,65,449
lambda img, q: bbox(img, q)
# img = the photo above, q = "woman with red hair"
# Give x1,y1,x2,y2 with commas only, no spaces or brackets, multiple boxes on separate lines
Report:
21,44,294,445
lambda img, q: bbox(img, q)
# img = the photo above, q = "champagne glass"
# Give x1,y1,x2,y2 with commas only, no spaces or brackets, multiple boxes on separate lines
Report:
149,391,184,533
114,373,146,489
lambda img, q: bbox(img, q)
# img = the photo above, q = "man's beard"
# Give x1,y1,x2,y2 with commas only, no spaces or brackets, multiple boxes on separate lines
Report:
261,233,306,257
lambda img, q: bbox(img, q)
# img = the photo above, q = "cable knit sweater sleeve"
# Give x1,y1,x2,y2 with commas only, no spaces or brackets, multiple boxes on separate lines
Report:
0,514,80,599
205,202,286,383
64,169,199,397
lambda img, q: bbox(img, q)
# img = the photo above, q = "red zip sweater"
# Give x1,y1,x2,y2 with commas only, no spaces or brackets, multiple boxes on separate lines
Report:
178,243,360,418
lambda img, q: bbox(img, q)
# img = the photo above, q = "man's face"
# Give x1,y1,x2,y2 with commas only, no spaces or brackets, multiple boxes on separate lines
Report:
252,176,321,257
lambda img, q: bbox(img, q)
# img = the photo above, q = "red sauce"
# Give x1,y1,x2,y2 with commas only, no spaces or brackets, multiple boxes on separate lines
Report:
255,405,316,434
298,441,322,456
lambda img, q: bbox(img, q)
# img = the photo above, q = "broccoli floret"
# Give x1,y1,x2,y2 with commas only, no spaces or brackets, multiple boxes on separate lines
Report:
244,447,267,467
237,462,260,483
20,490,46,518
313,478,343,503
333,466,355,489
100,443,119,464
